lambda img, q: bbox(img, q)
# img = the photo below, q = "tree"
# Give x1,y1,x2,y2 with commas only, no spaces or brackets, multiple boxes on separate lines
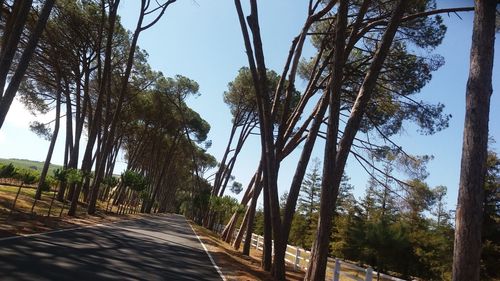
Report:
307,2,408,279
33,83,61,201
230,181,243,195
229,1,470,277
453,1,497,280
295,158,321,247
212,67,278,198
234,1,285,276
298,158,321,216
10,169,37,214
0,0,56,129
87,0,178,215
47,168,67,216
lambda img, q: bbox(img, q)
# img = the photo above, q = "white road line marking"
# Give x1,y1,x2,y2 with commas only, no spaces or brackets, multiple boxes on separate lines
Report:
187,220,227,281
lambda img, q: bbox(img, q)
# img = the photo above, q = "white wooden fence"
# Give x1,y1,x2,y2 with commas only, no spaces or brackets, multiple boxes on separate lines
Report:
236,230,406,281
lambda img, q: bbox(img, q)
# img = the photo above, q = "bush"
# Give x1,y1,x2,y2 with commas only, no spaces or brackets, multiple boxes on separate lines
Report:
39,181,52,192
121,170,148,191
53,168,67,183
0,163,16,178
66,168,83,184
14,168,39,184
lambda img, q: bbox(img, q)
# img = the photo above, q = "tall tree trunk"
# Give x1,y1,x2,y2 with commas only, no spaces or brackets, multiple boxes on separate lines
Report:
64,83,75,201
219,120,255,197
236,0,284,277
220,167,258,238
145,134,179,213
0,0,55,129
452,1,496,280
89,0,148,215
306,1,406,279
233,205,250,250
86,0,123,215
280,93,328,250
242,176,262,255
34,78,61,200
213,118,238,195
0,0,33,92
261,178,272,271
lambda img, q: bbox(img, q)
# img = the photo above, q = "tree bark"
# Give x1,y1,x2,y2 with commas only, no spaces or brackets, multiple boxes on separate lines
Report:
34,77,61,200
243,174,262,255
452,1,496,280
306,1,406,279
0,0,33,93
0,0,55,129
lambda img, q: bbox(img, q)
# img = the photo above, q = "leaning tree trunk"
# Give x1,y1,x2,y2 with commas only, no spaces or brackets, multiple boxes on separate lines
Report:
242,176,262,255
34,79,61,201
306,1,406,279
452,1,496,280
0,0,55,129
0,0,33,92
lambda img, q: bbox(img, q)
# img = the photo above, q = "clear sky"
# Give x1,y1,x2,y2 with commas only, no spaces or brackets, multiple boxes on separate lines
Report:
0,0,498,211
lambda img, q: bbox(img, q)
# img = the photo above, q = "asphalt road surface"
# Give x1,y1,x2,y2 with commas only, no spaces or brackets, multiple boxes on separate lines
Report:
0,214,224,281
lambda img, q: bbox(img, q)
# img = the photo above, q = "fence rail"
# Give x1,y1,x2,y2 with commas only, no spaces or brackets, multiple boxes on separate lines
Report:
216,226,406,281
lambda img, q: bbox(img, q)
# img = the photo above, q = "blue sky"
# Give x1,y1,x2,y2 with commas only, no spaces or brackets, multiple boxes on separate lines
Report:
0,1,498,210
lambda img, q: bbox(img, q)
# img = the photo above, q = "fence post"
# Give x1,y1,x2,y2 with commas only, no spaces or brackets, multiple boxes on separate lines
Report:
333,258,340,281
294,247,301,271
256,235,261,250
365,267,373,281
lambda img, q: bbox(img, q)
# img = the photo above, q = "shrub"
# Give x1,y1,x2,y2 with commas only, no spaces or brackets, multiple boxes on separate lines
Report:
0,163,16,178
14,169,38,184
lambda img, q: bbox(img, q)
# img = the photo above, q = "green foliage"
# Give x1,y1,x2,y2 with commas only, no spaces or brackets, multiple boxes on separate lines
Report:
121,170,148,191
0,158,61,175
253,207,264,236
329,176,456,280
40,176,57,191
14,169,38,184
298,158,321,215
481,150,500,280
39,181,51,192
209,195,244,225
65,169,83,184
103,176,119,187
53,168,68,183
230,181,243,195
302,0,451,139
224,67,299,126
29,121,52,141
0,163,16,178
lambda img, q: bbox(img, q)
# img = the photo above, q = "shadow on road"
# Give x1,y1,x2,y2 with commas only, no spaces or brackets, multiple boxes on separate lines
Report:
0,214,222,281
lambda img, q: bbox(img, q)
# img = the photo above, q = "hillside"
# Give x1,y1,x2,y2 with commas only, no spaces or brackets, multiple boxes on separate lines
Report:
0,158,63,174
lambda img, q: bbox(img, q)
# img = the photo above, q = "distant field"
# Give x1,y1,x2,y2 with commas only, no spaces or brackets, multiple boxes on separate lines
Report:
0,158,62,174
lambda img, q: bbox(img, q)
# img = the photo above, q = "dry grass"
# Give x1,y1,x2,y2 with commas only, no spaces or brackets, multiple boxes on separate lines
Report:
190,223,306,281
0,184,137,238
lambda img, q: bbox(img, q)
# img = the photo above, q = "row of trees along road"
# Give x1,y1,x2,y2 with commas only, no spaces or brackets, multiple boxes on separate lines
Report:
209,1,498,281
250,150,498,280
0,0,216,217
0,1,498,281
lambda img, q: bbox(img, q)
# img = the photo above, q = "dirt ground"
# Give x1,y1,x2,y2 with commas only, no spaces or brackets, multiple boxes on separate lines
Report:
190,223,306,281
0,184,138,238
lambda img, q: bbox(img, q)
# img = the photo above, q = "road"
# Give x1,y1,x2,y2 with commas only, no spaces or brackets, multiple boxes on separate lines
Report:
0,214,224,281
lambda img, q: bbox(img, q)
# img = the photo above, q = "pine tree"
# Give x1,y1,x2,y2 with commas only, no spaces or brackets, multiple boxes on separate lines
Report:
296,158,322,248
298,158,321,215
